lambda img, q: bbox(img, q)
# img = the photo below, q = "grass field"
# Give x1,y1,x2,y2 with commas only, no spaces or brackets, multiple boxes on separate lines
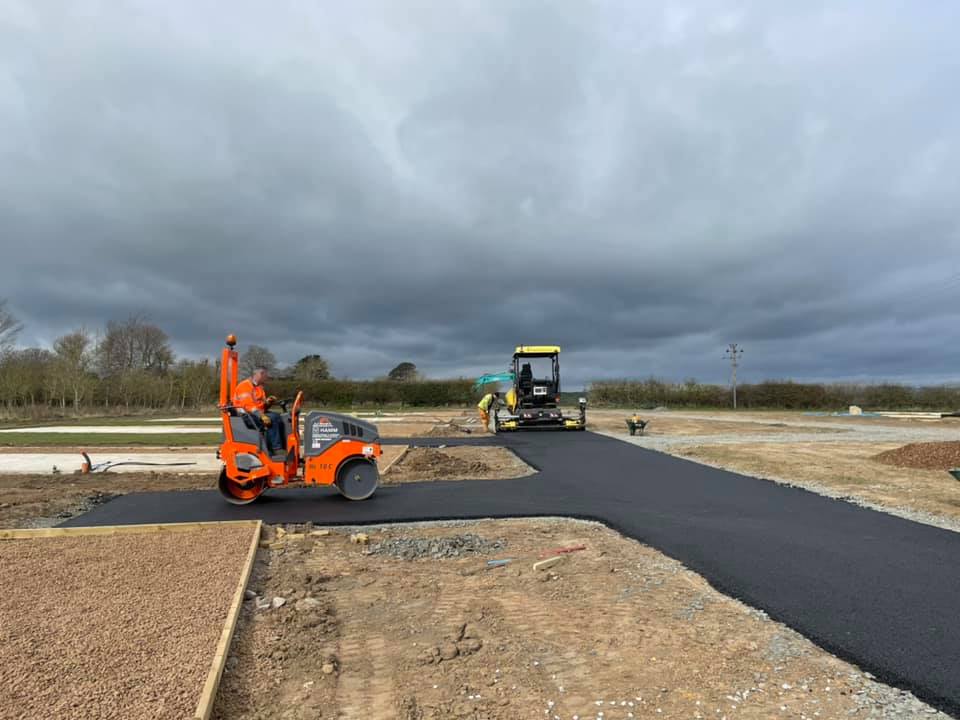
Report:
0,433,219,447
0,417,217,430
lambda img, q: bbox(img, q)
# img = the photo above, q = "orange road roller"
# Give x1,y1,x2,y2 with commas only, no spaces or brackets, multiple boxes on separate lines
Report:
217,335,383,505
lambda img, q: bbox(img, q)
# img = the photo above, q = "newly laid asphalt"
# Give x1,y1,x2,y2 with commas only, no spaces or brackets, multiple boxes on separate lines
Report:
65,431,960,715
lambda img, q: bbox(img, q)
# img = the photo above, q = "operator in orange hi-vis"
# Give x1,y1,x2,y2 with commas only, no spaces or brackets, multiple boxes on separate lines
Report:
233,366,283,454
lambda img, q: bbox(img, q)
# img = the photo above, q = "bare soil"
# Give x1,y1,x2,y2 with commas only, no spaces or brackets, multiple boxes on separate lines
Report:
593,408,960,430
383,447,534,484
0,524,256,720
418,421,477,437
0,471,214,528
213,519,943,720
377,445,407,472
369,412,484,439
873,441,960,471
0,446,516,528
586,410,842,437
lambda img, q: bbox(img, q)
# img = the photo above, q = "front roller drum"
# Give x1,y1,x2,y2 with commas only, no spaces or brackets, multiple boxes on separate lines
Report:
335,458,379,501
218,467,266,505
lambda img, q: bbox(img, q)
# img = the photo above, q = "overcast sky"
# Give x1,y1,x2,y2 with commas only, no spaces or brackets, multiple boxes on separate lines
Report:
2,1,959,388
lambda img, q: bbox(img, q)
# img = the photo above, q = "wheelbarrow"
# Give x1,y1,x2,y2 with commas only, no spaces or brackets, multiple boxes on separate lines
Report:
625,416,648,436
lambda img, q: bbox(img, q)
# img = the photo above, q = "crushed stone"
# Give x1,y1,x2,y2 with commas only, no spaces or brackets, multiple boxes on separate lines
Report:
368,533,506,560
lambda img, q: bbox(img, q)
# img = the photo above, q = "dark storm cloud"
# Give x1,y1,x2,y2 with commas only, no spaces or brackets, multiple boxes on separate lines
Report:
2,0,960,387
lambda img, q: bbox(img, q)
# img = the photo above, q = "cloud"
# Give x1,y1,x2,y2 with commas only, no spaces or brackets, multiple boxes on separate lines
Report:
2,0,960,387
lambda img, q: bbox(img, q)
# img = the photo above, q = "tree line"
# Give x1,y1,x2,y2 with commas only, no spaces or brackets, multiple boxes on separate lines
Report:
4,300,960,416
0,301,456,417
588,378,960,411
0,313,218,416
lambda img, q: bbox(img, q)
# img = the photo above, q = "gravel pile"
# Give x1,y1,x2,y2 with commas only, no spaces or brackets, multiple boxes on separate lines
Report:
873,441,960,471
368,533,505,560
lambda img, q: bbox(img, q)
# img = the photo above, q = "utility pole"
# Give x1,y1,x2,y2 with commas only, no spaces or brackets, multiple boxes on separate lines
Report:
724,343,744,409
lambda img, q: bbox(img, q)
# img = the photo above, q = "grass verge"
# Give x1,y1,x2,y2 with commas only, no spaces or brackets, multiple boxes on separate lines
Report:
0,433,220,447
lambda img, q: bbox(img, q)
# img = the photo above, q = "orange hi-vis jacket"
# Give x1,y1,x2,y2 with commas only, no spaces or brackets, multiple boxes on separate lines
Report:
233,379,267,414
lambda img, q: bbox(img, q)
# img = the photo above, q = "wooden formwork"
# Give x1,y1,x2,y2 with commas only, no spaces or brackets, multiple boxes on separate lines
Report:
0,520,262,720
380,445,410,474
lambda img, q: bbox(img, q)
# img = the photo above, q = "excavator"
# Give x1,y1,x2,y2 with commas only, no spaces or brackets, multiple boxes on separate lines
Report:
216,335,383,505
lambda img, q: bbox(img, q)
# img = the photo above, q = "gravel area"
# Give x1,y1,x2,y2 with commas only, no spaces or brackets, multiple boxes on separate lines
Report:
0,525,256,720
367,532,506,560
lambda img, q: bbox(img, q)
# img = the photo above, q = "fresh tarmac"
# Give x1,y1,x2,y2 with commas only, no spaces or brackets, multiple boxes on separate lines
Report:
65,431,960,716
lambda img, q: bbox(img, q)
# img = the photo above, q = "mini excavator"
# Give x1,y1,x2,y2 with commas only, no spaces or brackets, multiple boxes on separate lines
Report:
216,335,382,505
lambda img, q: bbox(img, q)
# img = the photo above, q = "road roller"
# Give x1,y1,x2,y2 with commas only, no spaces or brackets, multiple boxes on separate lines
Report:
216,334,382,505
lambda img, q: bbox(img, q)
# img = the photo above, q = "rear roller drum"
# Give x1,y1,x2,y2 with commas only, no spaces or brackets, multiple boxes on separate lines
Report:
218,468,266,505
335,459,379,501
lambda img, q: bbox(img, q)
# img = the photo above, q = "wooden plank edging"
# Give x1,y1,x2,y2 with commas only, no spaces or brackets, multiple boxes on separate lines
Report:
193,519,262,720
0,520,258,540
380,445,409,475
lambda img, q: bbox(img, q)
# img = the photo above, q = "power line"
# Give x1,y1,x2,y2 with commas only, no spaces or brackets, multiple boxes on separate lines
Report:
724,343,744,409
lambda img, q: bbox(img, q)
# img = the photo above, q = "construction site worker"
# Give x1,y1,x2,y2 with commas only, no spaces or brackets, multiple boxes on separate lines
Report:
477,391,501,432
233,367,283,454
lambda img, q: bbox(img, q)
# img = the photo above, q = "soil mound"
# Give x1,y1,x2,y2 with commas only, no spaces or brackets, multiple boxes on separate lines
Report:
418,422,472,437
400,448,489,478
873,441,960,470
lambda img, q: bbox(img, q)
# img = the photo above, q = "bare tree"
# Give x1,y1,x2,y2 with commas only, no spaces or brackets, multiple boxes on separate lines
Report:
96,316,174,377
0,300,23,354
0,348,54,414
240,345,277,377
54,329,95,412
292,354,330,382
175,360,217,408
95,316,175,409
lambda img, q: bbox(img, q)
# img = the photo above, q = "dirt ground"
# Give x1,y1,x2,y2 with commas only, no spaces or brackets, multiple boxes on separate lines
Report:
0,524,256,720
1,411,953,718
212,519,944,720
0,445,499,528
675,442,960,524
383,447,534,484
0,471,214,528
586,410,845,437
589,408,959,430
376,415,482,439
